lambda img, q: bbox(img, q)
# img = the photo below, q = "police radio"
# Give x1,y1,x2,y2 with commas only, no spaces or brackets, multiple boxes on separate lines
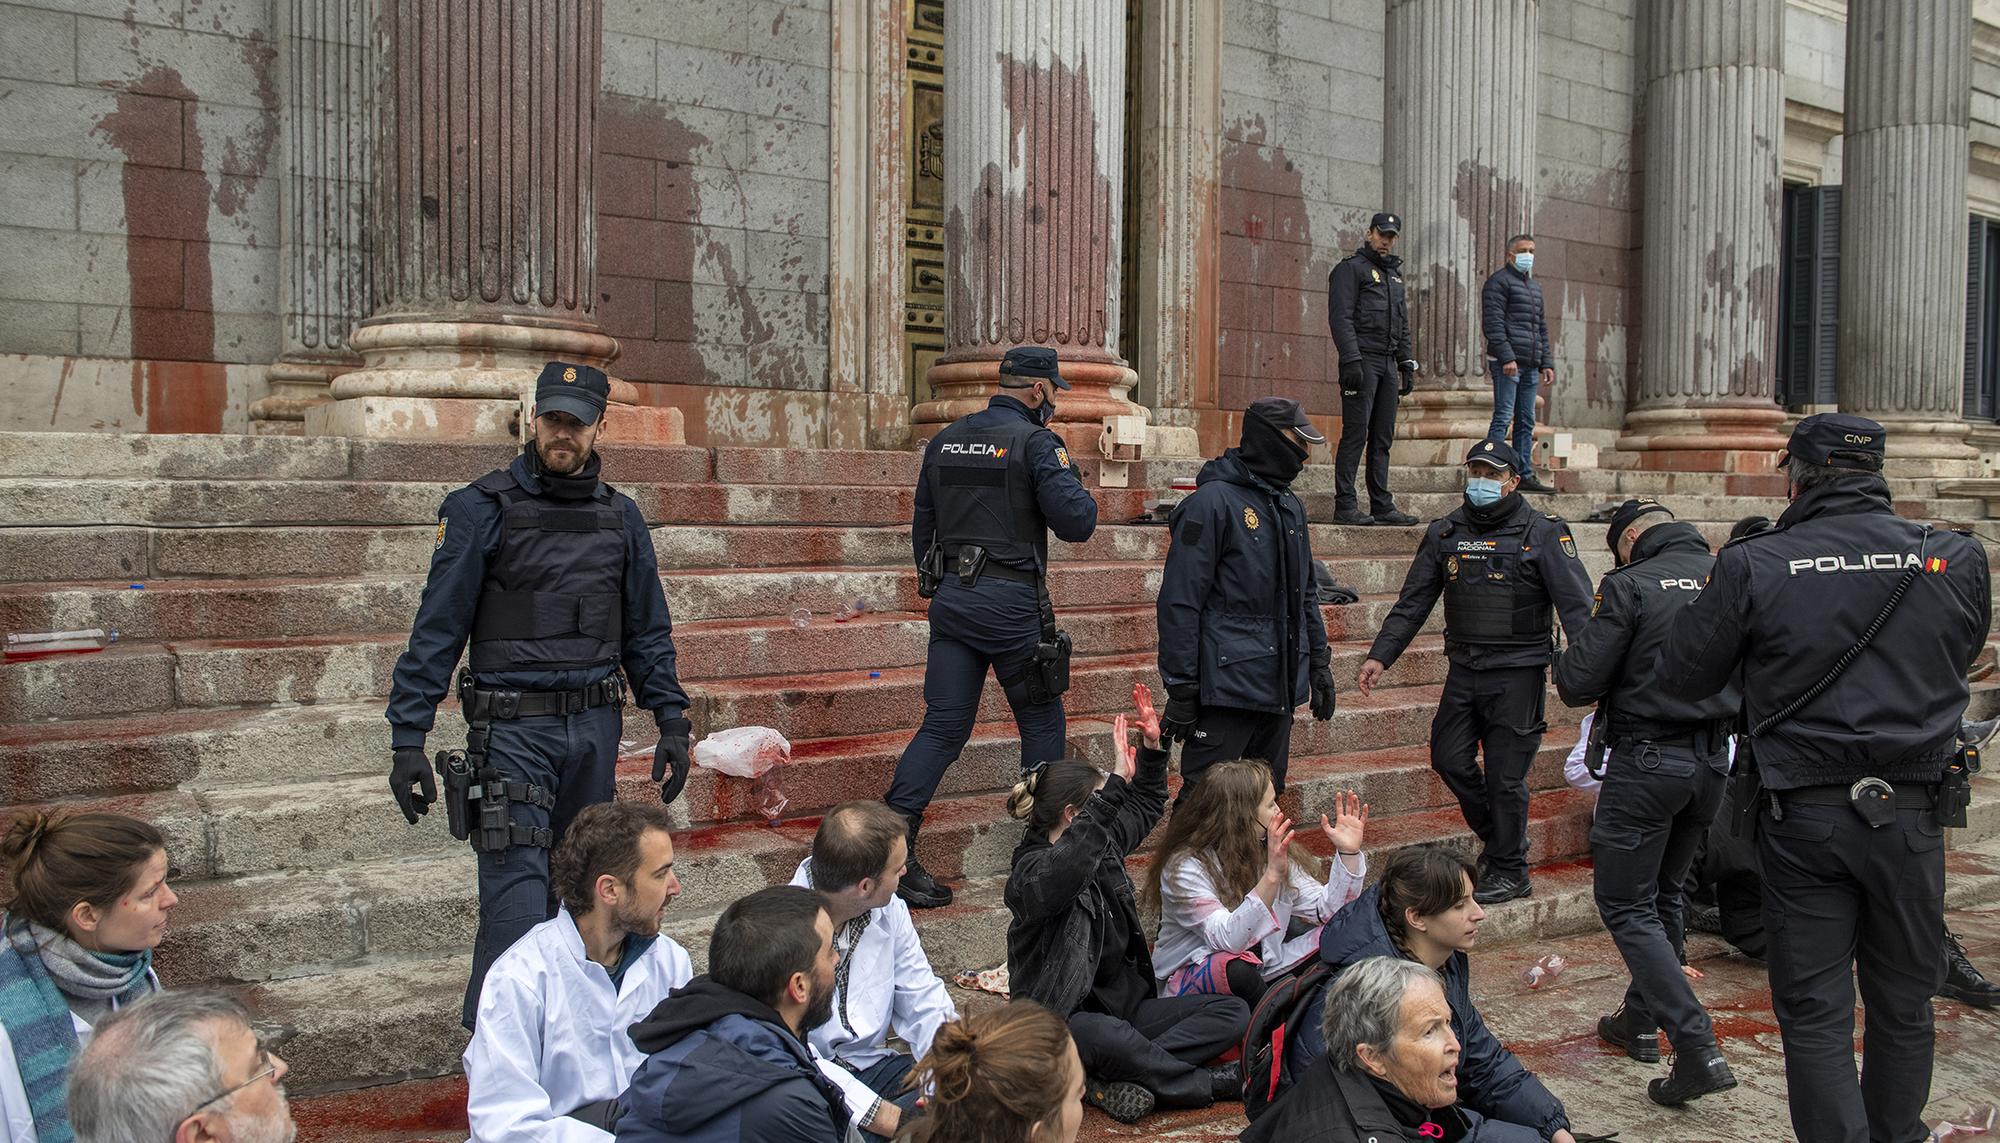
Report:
1941,734,1981,830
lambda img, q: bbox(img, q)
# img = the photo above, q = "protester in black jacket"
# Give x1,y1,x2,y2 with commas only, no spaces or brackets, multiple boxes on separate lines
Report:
1327,212,1419,526
1157,397,1336,796
1480,237,1554,493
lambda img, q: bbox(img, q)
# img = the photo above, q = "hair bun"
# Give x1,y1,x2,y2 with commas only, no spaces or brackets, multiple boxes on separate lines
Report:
1005,775,1037,821
0,812,54,867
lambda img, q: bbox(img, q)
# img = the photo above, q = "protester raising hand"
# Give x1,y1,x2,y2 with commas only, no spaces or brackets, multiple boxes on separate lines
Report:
1319,790,1370,864
1132,682,1163,748
1113,683,1164,782
1256,812,1297,909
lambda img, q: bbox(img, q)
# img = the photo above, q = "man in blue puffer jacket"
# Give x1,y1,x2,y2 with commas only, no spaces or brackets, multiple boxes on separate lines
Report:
1481,236,1556,494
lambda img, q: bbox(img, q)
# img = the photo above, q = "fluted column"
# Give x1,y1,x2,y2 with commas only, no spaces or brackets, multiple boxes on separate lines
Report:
1837,0,1975,461
1387,0,1538,445
1618,0,1788,459
913,0,1143,438
251,0,373,435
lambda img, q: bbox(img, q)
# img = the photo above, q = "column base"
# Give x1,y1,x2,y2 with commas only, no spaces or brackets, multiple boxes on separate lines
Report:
1870,416,1980,470
249,357,351,432
1611,406,1790,472
912,356,1145,434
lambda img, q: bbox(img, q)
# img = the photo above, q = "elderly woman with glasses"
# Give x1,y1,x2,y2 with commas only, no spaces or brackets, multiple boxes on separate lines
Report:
67,991,294,1143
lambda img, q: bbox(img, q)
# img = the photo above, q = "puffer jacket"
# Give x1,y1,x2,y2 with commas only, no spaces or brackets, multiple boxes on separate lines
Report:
1480,265,1550,371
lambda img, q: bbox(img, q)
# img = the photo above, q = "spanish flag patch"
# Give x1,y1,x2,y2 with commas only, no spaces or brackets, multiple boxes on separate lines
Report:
1926,556,1949,574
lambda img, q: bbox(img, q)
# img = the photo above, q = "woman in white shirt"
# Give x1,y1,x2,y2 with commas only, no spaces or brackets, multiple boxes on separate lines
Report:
1144,762,1368,1005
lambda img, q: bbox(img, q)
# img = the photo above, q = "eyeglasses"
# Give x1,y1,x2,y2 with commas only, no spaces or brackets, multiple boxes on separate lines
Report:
179,1051,278,1126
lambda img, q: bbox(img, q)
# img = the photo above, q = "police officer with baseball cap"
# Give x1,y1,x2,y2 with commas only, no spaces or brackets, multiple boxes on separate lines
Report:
386,361,692,1028
1553,498,1742,1104
1327,211,1421,527
1157,397,1337,795
1659,413,1990,1138
1359,439,1595,903
885,346,1099,908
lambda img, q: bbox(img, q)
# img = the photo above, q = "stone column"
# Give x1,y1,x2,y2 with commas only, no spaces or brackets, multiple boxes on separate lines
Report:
310,0,674,440
1386,0,1538,455
1617,0,1789,464
913,0,1144,443
1836,0,1975,462
251,0,373,436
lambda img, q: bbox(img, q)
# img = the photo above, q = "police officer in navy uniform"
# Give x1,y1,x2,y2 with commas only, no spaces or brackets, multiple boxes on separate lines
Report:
1327,211,1421,527
886,346,1099,909
1552,498,1742,1104
1357,439,1594,904
1156,397,1337,796
386,362,691,1028
1658,415,1990,1137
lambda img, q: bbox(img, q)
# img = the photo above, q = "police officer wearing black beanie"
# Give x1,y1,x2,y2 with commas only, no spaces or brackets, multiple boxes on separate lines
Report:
1156,397,1337,795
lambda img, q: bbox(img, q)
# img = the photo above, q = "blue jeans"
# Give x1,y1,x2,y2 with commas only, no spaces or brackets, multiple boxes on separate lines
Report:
1487,360,1538,472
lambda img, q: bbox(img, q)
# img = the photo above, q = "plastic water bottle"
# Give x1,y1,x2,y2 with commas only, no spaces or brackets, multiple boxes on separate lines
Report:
790,608,811,629
834,599,870,623
5,629,119,662
1520,953,1568,989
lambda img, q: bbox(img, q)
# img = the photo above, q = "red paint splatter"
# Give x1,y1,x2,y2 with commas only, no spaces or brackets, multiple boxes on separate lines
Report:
94,66,214,367
216,33,279,221
1217,116,1327,419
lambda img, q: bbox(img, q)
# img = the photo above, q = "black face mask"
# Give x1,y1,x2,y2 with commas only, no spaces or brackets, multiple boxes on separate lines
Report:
526,441,602,500
1239,415,1308,487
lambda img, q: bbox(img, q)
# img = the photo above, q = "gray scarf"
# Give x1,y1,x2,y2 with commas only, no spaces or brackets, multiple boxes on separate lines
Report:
27,922,156,1025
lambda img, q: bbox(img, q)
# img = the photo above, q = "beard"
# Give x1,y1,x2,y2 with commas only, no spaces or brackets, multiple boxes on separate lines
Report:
613,896,665,940
225,1101,297,1143
801,975,837,1033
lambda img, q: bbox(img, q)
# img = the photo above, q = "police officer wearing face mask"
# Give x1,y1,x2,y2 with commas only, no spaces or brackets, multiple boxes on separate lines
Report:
1156,397,1337,796
385,361,691,1029
1357,439,1594,904
1328,212,1421,527
1552,498,1741,1106
885,346,1099,909
1658,414,1990,1143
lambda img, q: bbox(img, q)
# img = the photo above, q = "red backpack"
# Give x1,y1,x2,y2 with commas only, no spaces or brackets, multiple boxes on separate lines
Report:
1239,962,1331,1122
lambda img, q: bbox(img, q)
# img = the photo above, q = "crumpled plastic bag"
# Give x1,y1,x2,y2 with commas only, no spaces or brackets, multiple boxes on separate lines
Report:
693,726,791,778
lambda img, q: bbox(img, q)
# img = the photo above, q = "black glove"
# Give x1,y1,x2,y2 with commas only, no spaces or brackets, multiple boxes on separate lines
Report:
390,747,435,824
653,718,692,806
1397,360,1417,396
1161,685,1200,744
1338,360,1363,394
1310,663,1337,721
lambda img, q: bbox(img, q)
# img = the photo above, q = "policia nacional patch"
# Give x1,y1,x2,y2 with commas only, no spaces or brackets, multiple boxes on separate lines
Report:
435,517,448,550
1560,535,1577,558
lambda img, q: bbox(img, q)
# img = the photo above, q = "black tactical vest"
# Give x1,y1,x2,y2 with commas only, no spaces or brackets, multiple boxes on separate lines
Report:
467,470,626,673
925,416,1047,573
1440,520,1555,645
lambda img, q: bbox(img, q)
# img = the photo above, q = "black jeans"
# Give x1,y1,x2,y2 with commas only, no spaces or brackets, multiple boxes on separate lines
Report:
1334,353,1400,514
1760,799,1945,1143
1429,662,1546,879
1591,738,1728,1051
1068,993,1250,1108
1176,706,1295,801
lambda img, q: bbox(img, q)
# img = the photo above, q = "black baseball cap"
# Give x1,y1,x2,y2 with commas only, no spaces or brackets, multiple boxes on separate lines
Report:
534,361,610,425
1465,438,1521,472
1246,396,1326,444
1605,497,1674,553
1780,412,1885,472
1370,212,1402,234
999,346,1071,390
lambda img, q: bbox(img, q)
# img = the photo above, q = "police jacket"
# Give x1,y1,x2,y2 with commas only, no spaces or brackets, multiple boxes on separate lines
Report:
1658,476,1990,790
911,394,1097,576
1369,493,1595,671
1157,450,1329,713
386,450,688,750
1327,245,1412,362
1480,264,1551,371
1554,522,1740,743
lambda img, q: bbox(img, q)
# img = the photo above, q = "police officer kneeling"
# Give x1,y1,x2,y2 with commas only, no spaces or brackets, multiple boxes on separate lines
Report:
1658,414,1990,1143
1554,498,1740,1105
885,346,1098,909
386,362,692,1030
1358,440,1594,905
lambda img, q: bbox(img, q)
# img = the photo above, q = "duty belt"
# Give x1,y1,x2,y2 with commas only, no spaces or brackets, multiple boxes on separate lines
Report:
975,561,1038,586
1781,783,1937,810
462,675,625,721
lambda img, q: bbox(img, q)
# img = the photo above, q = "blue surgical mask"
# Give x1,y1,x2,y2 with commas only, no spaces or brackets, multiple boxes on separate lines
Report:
1513,252,1534,275
1465,477,1506,507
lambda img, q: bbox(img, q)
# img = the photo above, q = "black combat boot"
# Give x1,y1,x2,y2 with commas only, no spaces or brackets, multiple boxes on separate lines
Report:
896,820,953,909
1208,1060,1242,1102
1940,929,2000,1009
1597,1003,1660,1063
1647,1044,1736,1106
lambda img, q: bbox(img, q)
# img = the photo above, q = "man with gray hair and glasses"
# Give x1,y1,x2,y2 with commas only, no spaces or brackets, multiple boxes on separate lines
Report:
67,991,294,1143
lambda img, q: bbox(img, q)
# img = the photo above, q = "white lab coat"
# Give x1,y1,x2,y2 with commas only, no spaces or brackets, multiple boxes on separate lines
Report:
1153,850,1366,983
1566,712,1737,816
463,909,692,1143
0,968,160,1143
789,859,958,1123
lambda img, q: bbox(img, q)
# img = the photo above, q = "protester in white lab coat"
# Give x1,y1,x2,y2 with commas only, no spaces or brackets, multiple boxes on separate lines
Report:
465,801,694,1142
790,801,958,1137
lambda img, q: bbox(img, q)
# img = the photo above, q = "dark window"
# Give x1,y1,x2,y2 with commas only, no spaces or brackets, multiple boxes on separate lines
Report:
1778,183,1841,408
1965,216,2000,422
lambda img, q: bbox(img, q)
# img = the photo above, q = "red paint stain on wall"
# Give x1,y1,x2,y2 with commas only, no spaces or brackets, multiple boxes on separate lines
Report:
1217,116,1333,416
95,66,215,368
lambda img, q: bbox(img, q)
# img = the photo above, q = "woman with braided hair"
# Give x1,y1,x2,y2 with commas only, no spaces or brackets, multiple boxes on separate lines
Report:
901,1001,1081,1143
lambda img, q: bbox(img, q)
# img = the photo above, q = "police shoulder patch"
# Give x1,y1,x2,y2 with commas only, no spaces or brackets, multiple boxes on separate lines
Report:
1590,591,1602,617
1559,535,1577,559
1180,519,1206,547
1055,445,1071,469
435,517,449,550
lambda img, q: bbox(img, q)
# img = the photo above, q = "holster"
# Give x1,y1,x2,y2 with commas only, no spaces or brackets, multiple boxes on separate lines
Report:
1729,736,1763,839
917,542,945,599
1024,578,1071,704
1584,702,1611,780
454,668,557,854
1940,742,1978,829
434,749,473,842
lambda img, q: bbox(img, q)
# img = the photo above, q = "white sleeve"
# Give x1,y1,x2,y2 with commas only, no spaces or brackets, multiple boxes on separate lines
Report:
1291,851,1366,925
0,1026,37,1143
887,905,957,1062
815,1047,882,1131
1564,712,1602,796
463,962,610,1143
1163,856,1280,954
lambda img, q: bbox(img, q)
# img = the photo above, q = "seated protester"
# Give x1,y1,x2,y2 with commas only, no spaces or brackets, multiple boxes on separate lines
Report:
1145,763,1367,1006
616,886,850,1143
1004,684,1249,1126
905,1000,1084,1143
1,812,175,1143
1289,846,1577,1143
789,800,957,1136
465,801,694,1142
68,991,295,1143
1244,956,1538,1143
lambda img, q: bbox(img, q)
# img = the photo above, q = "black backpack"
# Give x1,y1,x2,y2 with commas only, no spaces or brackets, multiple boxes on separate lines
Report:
1239,961,1331,1122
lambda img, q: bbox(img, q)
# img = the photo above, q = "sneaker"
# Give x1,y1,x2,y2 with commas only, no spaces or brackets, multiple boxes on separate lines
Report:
1940,929,2000,1009
1517,474,1556,494
896,857,953,909
1208,1060,1243,1103
1083,1076,1155,1123
1647,1044,1737,1106
1372,509,1421,526
1597,1004,1661,1063
1685,902,1724,936
1472,872,1532,905
1334,508,1375,526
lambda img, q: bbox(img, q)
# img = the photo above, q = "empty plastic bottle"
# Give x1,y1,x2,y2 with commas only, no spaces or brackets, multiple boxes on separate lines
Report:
5,629,119,662
1520,953,1568,989
834,599,871,623
790,608,812,629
